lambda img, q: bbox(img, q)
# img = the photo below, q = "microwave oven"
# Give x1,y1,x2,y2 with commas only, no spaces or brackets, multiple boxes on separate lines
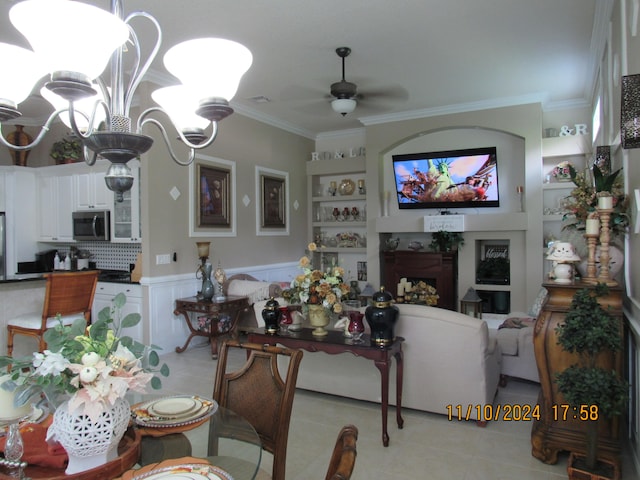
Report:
72,211,110,241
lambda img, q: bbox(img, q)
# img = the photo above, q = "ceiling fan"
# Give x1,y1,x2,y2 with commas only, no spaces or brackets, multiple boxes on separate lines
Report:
330,47,358,116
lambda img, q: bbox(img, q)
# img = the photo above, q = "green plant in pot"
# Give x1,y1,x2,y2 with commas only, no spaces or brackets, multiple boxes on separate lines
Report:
476,257,509,283
428,230,464,252
555,284,628,478
50,137,82,164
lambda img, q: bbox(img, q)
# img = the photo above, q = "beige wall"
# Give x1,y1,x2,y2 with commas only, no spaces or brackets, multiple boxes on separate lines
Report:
139,91,314,278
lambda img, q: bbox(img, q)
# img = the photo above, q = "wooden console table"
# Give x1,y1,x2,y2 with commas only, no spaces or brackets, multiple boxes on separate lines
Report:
244,327,404,447
531,282,623,468
174,296,250,359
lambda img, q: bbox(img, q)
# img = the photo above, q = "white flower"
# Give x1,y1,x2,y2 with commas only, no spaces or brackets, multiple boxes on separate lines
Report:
81,352,100,366
32,350,70,376
79,366,98,383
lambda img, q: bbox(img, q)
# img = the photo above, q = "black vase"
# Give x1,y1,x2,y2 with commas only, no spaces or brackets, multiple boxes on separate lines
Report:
365,287,399,346
261,297,281,334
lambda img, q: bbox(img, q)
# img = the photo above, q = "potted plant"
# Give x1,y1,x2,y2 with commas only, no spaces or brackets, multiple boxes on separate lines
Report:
554,284,628,479
50,137,82,164
428,230,464,252
476,257,510,284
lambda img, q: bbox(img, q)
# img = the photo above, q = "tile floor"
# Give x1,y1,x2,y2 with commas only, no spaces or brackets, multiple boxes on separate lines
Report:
156,340,638,480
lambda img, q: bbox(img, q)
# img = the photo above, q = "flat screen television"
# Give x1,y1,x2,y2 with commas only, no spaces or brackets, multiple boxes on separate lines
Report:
392,146,499,210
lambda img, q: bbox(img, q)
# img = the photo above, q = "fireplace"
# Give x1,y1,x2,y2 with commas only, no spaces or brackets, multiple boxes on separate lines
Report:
381,251,457,311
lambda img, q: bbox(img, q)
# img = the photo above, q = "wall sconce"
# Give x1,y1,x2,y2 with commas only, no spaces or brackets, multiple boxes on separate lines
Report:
621,74,640,149
460,287,483,319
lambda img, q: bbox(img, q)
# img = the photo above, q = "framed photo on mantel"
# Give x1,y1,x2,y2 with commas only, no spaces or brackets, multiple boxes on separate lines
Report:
189,154,237,237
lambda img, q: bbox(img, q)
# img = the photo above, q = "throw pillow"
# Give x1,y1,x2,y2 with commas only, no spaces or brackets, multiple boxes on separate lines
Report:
528,287,548,318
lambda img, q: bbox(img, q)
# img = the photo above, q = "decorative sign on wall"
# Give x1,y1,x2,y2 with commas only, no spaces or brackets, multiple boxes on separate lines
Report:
310,147,366,161
423,215,465,232
558,124,588,136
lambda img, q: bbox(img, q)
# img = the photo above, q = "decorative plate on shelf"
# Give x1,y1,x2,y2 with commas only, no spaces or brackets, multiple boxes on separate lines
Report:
336,232,361,248
338,178,356,195
132,395,217,428
131,463,233,480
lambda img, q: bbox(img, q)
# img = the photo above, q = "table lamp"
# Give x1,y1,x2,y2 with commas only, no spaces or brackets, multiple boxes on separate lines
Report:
546,242,580,284
195,242,213,300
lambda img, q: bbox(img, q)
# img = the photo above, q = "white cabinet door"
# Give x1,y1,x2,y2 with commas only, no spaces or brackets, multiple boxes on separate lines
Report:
111,160,141,243
92,283,143,342
37,174,74,242
74,170,111,210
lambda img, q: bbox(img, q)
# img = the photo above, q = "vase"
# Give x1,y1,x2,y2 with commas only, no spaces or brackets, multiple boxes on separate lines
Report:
5,125,32,166
307,304,330,336
365,287,399,346
47,398,130,475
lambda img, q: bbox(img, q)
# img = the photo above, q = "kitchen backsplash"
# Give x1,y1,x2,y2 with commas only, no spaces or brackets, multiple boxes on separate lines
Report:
41,241,141,271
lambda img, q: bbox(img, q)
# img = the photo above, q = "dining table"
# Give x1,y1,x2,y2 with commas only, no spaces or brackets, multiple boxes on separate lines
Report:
0,396,263,480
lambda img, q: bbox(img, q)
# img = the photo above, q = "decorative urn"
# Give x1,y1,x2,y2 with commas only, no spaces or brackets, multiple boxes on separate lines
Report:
365,287,399,346
261,297,281,334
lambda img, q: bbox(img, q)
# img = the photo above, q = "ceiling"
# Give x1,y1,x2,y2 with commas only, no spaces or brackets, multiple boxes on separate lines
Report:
0,0,608,139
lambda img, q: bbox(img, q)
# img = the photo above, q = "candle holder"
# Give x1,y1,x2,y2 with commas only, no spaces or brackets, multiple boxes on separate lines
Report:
582,233,599,284
595,207,618,286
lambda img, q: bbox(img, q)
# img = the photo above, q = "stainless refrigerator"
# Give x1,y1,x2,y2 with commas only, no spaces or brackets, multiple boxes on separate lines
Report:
0,212,5,280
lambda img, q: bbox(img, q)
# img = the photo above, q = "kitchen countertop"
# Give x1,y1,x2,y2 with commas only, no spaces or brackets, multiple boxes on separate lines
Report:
0,270,139,285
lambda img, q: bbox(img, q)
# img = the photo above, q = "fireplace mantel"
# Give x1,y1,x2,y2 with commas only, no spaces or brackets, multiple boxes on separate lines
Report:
375,212,528,233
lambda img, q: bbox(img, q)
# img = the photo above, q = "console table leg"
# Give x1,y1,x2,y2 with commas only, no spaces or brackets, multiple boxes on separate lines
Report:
374,359,391,447
395,350,404,429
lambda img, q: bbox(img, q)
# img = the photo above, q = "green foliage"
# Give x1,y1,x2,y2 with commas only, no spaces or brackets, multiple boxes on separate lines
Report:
476,257,509,279
429,230,464,252
49,137,82,161
554,283,628,471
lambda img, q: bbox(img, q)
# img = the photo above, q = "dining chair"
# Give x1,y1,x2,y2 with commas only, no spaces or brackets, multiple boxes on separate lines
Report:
6,270,99,356
209,339,303,480
325,425,358,480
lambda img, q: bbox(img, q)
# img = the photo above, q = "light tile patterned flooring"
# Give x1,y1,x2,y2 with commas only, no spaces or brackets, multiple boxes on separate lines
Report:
157,340,638,480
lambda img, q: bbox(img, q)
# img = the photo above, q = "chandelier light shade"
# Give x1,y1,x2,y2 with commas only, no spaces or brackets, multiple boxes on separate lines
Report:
0,0,253,198
10,0,129,83
0,43,44,109
621,73,640,149
331,98,357,116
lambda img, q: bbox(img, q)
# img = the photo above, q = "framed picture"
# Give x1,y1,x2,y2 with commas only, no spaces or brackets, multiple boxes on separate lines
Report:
189,155,236,237
256,166,289,236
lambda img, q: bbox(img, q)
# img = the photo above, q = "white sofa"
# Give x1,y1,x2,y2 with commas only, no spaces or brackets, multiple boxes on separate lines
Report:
251,301,502,422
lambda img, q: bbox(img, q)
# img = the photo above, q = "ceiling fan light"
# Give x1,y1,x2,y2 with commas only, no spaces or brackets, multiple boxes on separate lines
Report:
163,38,253,102
331,98,356,116
10,0,128,81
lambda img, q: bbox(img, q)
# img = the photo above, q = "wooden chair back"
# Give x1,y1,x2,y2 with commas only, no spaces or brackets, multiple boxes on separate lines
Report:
325,425,358,480
7,270,98,355
42,270,99,325
209,339,303,480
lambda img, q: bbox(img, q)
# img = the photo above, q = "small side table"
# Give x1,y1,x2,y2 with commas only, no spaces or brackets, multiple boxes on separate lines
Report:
174,296,250,358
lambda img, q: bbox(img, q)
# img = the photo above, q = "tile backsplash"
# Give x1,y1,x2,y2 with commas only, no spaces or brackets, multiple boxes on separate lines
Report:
41,241,141,271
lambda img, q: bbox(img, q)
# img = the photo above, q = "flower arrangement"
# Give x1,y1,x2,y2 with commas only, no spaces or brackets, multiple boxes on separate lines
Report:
0,293,169,421
403,281,439,306
282,242,349,314
551,161,573,181
561,164,629,241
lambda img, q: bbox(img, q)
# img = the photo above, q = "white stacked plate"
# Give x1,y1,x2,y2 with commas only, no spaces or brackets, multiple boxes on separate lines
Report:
132,395,217,428
131,463,233,480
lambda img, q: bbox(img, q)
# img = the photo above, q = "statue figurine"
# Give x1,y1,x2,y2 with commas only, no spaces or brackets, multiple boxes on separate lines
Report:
348,280,361,302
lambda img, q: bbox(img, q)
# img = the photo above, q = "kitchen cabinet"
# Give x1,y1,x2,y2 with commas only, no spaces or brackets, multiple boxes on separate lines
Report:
37,173,75,242
92,282,143,342
111,160,141,243
74,166,111,210
307,157,367,280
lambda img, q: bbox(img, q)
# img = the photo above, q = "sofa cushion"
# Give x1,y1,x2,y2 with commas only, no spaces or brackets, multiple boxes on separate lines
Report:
528,287,548,317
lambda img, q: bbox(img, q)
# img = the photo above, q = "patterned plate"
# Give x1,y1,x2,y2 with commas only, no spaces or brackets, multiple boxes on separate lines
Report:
131,463,233,480
132,396,217,428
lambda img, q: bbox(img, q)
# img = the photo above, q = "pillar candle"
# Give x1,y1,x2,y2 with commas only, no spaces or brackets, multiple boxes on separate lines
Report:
598,196,613,209
586,218,600,235
397,283,404,297
330,181,337,189
0,375,31,421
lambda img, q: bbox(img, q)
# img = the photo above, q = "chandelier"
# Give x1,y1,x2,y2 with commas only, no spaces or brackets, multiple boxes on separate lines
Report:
0,0,252,199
